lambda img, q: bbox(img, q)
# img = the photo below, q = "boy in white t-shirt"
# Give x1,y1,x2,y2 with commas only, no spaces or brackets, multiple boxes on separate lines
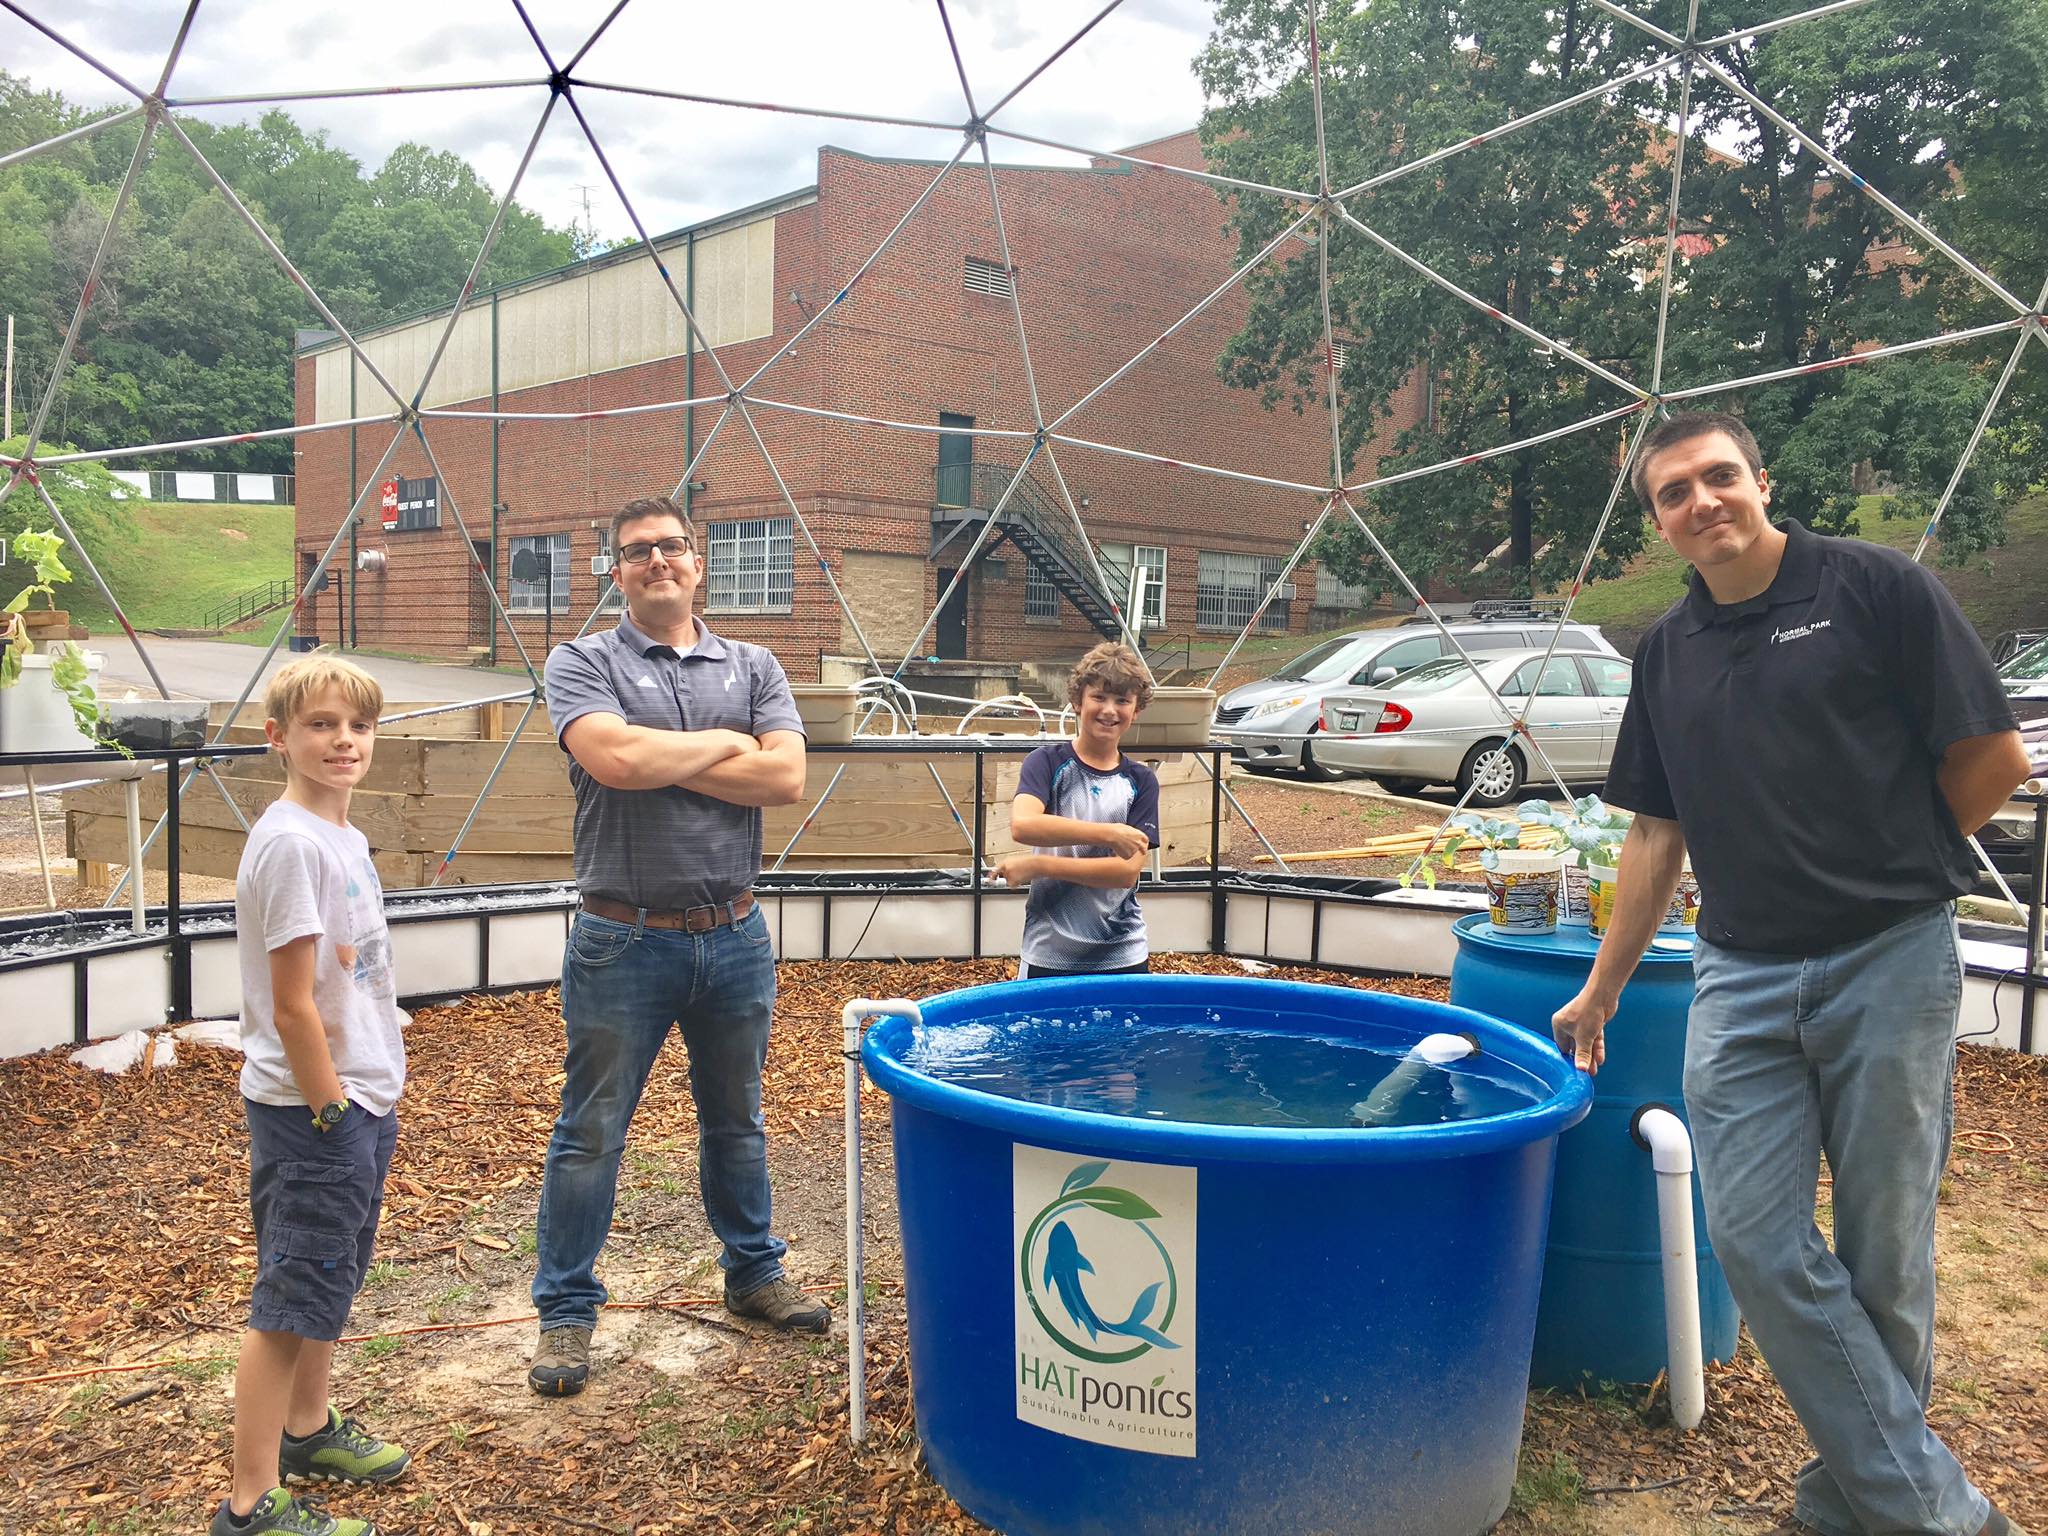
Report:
213,658,409,1536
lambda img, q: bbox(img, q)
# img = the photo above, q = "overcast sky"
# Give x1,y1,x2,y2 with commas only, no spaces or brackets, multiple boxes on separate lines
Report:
5,1,1220,242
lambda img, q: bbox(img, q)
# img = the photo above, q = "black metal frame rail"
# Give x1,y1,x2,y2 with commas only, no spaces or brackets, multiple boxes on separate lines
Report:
0,740,1232,1035
3,744,271,1023
6,745,2035,1059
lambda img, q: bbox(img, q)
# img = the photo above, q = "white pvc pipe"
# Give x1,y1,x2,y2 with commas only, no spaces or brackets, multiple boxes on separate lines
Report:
1633,1105,1706,1431
954,694,1047,734
123,773,146,933
841,997,923,1447
1350,1031,1478,1127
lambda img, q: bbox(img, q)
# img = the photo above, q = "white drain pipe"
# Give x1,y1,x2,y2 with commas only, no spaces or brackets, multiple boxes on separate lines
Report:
1631,1103,1706,1431
1349,1031,1478,1127
841,997,922,1446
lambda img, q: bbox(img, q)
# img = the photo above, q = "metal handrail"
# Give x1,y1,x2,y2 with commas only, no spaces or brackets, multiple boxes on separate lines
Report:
933,461,1121,622
202,576,295,632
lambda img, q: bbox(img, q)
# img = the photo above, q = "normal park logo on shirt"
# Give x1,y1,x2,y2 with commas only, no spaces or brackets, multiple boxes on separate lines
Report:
1771,618,1832,646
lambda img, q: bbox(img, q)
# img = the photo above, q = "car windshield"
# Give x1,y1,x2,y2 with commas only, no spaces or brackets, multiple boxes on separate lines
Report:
2001,636,2048,682
1385,656,1494,695
1269,635,1371,683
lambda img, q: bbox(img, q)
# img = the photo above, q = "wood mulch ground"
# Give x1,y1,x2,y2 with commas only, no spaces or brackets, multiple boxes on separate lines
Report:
1,956,2043,1534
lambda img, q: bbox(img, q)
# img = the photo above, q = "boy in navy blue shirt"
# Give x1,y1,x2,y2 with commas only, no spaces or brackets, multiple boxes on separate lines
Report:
996,643,1161,977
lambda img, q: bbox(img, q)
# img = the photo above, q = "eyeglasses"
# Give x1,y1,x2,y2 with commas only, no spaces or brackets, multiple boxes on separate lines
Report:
619,537,694,565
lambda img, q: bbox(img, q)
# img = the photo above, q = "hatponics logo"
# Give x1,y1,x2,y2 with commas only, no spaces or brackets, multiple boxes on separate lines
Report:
1013,1146,1197,1457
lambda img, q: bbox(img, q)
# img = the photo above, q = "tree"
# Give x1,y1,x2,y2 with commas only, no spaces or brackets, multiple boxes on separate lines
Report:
1196,0,2048,601
1657,0,2048,563
0,437,134,592
0,72,579,474
1197,0,1665,601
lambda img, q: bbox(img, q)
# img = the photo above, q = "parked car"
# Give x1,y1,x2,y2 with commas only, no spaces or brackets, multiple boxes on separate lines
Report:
1213,612,1619,780
1977,715,2048,887
1998,632,2048,717
1314,648,1635,806
1989,628,2047,666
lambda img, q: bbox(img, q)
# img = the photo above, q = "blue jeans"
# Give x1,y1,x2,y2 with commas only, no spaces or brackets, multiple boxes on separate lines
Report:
1685,903,1985,1536
532,906,785,1328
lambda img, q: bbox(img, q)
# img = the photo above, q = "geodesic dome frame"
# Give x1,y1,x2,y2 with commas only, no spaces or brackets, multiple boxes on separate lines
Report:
0,0,2040,906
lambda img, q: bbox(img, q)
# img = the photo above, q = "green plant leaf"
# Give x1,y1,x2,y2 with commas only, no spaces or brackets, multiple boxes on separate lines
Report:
1075,1186,1161,1222
1061,1161,1111,1197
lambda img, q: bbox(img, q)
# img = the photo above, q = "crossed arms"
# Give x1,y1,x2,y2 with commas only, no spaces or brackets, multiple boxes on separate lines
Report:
997,793,1150,889
561,713,807,807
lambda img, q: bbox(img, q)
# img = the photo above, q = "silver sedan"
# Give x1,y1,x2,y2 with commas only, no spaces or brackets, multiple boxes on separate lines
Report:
1314,649,1635,807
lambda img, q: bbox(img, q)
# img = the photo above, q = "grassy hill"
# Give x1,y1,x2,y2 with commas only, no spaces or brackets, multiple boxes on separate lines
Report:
6,501,294,634
1565,493,2048,653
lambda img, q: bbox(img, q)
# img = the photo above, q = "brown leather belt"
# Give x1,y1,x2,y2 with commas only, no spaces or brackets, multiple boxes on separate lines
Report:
581,892,755,933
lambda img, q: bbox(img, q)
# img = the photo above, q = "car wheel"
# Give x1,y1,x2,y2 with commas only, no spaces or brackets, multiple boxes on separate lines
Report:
1298,730,1351,782
1371,776,1427,796
1458,737,1525,807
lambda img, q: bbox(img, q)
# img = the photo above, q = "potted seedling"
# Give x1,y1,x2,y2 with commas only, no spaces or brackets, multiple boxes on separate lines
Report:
1413,811,1562,934
1521,795,1629,928
1522,795,1699,939
0,528,115,754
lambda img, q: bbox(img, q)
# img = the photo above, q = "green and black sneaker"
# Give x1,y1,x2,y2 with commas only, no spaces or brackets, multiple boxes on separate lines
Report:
208,1487,382,1536
278,1407,411,1488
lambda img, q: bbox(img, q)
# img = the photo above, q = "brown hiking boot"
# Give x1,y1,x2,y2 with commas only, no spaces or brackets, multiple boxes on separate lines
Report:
725,1276,831,1334
527,1323,592,1396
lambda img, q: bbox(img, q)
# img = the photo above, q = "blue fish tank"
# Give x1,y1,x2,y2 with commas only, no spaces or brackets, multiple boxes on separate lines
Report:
861,974,1593,1536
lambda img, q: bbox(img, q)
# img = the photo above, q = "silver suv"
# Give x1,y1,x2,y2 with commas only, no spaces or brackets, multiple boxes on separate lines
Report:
1214,605,1621,779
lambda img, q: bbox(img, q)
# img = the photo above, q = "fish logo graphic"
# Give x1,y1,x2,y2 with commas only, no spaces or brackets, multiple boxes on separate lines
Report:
1042,1221,1177,1349
1019,1159,1181,1364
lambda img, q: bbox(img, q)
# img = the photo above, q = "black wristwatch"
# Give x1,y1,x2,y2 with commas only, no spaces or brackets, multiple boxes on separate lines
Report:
312,1098,350,1133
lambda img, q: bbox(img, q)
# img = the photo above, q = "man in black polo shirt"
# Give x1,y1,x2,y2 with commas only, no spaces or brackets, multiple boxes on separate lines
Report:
1553,413,2029,1536
526,495,826,1400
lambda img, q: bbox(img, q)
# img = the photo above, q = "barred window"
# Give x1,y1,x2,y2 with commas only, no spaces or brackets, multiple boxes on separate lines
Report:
706,517,793,614
508,533,570,614
595,529,625,612
1197,550,1289,633
1024,561,1058,620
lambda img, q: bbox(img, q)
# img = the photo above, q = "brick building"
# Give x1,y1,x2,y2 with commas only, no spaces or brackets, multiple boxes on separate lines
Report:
293,131,1423,679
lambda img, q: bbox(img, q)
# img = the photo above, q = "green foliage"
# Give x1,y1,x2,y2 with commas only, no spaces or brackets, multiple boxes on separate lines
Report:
1521,794,1630,866
1197,0,2048,592
1654,0,2048,564
3,526,72,613
1509,1447,1585,1517
1400,810,1523,890
0,524,123,752
0,436,133,559
1199,0,1664,601
0,71,578,473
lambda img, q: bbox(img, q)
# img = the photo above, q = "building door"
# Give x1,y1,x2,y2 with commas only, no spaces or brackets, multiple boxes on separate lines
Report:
469,540,495,647
294,550,340,646
936,412,974,505
936,567,969,659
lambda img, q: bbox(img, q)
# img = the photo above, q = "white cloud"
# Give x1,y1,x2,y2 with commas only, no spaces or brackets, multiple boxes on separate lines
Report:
4,0,1217,240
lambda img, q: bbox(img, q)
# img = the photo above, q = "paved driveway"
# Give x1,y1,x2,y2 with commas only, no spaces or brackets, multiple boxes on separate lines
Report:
88,634,534,706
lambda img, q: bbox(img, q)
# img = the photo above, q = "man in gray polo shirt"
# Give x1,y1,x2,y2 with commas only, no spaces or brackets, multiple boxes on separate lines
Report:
528,494,822,1398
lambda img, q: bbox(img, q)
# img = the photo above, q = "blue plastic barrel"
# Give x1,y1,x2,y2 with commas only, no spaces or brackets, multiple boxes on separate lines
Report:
1447,915,1739,1389
861,974,1592,1536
